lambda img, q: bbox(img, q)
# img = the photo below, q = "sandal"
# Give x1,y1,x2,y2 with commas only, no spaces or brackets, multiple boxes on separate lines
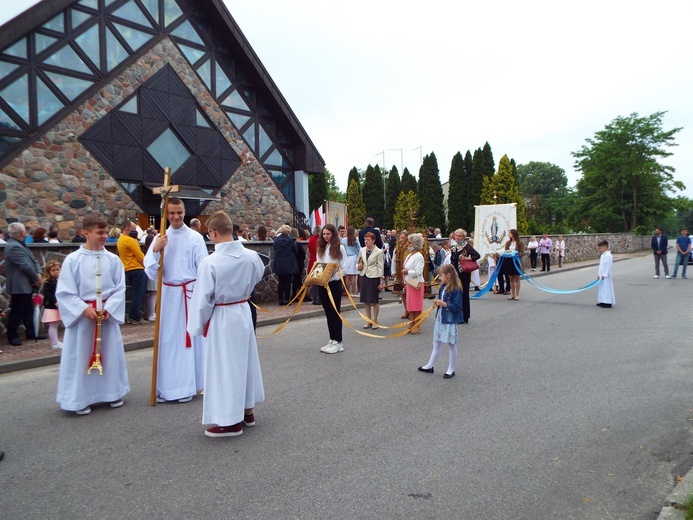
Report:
372,325,379,330
362,324,372,329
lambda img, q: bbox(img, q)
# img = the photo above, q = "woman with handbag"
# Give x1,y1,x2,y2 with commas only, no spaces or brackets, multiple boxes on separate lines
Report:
502,228,525,300
401,233,425,335
357,232,384,329
316,224,349,354
448,229,480,324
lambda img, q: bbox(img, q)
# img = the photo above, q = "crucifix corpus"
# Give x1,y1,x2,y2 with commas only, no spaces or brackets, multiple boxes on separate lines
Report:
149,167,180,406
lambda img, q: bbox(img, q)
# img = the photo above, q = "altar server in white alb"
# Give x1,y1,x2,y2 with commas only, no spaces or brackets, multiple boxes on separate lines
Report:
187,211,265,438
56,216,130,415
596,240,615,308
144,197,208,404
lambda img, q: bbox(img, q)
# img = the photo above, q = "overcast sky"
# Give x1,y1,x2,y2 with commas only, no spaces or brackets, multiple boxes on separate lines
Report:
3,0,692,198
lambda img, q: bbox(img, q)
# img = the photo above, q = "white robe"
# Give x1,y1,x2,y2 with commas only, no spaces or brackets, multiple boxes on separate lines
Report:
187,241,265,426
56,247,130,411
144,224,208,401
597,250,615,305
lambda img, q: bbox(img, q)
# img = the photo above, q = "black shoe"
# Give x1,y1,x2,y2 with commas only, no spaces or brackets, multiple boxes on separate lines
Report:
443,371,455,379
417,366,434,373
600,303,612,308
474,286,480,291
462,319,469,324
8,338,22,346
31,334,48,340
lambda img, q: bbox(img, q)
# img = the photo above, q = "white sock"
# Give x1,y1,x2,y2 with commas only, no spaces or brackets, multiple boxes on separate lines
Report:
447,343,457,375
148,292,157,316
423,341,441,369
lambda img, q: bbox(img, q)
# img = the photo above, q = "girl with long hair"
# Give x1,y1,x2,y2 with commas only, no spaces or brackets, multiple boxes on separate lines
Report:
503,228,524,300
317,224,348,354
41,260,63,350
418,264,463,379
343,226,361,296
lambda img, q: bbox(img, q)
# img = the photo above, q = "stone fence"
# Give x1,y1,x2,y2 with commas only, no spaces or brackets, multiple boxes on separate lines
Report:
0,233,650,335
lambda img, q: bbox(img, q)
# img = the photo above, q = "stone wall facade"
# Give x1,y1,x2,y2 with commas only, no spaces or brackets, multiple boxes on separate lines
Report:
0,37,294,239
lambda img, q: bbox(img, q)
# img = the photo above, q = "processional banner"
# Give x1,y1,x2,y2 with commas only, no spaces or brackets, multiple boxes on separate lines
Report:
473,203,517,261
325,201,348,230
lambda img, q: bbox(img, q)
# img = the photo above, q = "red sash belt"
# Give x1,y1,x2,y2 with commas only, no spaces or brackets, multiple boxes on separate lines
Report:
203,299,249,337
163,280,196,348
84,299,107,369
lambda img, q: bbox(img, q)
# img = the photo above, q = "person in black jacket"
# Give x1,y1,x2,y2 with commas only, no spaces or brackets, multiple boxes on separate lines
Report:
290,228,307,301
273,225,298,305
448,228,480,324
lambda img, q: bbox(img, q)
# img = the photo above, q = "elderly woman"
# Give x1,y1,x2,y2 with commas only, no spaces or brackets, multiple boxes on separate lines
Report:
448,228,480,324
273,224,298,306
357,231,384,329
32,227,49,243
401,233,425,334
106,227,121,243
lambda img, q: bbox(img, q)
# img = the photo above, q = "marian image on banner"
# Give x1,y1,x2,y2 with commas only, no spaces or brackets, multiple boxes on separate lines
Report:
473,203,517,261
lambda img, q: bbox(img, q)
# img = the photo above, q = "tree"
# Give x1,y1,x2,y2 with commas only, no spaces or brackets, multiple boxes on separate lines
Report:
309,169,328,212
417,152,446,234
363,164,385,226
447,152,466,232
347,167,361,192
393,190,420,232
384,165,401,229
480,154,528,234
401,167,418,194
467,148,485,229
482,142,495,178
516,161,571,232
572,111,683,232
346,178,366,228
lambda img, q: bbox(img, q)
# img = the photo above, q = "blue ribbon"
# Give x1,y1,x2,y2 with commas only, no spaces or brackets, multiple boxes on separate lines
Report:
471,252,598,299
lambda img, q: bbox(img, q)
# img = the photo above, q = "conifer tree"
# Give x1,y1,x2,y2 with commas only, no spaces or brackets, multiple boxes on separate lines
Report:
347,167,361,192
447,152,466,232
384,165,401,230
480,154,528,234
417,153,446,234
401,167,418,194
393,190,420,232
363,164,385,226
346,178,366,228
309,169,328,212
482,142,495,178
467,148,485,229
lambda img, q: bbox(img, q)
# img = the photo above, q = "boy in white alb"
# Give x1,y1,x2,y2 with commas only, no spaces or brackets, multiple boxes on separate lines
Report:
596,240,615,308
56,216,129,415
187,211,265,438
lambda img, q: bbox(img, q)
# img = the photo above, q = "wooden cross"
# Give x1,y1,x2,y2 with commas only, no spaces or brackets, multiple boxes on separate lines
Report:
407,206,417,233
149,167,179,406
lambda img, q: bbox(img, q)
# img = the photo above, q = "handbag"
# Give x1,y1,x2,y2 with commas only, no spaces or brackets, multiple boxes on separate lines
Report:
405,274,421,289
304,262,338,288
459,259,479,273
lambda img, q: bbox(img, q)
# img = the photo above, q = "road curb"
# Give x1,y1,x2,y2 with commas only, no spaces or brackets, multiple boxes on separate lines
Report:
657,468,693,519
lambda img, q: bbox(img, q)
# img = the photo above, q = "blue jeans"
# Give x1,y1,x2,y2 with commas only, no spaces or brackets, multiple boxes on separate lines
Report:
126,269,147,320
672,252,688,277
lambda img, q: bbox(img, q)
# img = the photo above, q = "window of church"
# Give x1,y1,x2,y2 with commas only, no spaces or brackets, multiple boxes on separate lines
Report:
43,43,92,74
0,107,22,131
45,72,94,102
112,1,153,29
105,27,129,71
36,77,64,125
75,24,101,69
0,73,29,123
113,23,153,52
42,14,65,34
171,20,204,46
71,9,94,30
0,60,19,78
35,34,61,55
147,127,191,173
177,43,205,66
163,0,184,27
1,38,27,59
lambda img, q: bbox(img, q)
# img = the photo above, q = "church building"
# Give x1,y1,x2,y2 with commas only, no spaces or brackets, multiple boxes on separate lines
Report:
0,0,324,236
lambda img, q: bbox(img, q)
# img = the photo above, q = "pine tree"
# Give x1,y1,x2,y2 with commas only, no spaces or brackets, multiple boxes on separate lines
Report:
346,178,366,228
480,154,529,234
347,167,361,192
416,152,445,234
401,167,418,194
309,169,328,212
394,190,420,232
468,148,485,230
384,165,401,230
447,152,466,232
363,164,385,226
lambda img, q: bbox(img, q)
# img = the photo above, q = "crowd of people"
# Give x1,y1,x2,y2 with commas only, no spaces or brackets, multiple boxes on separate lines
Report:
0,208,656,443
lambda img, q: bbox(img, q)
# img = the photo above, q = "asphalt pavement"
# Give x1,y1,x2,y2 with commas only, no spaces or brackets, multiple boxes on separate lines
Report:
1,253,692,519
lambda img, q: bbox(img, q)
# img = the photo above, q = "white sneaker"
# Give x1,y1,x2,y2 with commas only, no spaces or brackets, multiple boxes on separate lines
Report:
653,275,659,279
322,342,344,354
665,275,671,279
50,343,60,350
148,315,156,321
320,340,336,352
75,407,91,416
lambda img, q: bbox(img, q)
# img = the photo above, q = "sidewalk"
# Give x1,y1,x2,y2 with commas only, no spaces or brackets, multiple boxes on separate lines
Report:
0,251,648,374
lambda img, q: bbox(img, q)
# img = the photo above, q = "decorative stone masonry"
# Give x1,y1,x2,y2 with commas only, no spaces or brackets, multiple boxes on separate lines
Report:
0,37,294,238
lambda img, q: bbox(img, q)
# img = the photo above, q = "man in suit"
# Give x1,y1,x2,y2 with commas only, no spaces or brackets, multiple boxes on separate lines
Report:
357,217,383,249
4,223,46,346
651,227,670,279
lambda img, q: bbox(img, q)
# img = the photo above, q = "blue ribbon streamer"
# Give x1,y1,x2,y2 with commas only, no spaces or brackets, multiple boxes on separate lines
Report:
471,252,598,299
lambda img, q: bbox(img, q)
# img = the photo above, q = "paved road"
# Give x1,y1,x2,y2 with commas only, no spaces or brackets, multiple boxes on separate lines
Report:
1,255,692,519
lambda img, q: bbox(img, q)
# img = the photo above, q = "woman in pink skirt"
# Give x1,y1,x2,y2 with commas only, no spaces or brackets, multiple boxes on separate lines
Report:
402,233,425,334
